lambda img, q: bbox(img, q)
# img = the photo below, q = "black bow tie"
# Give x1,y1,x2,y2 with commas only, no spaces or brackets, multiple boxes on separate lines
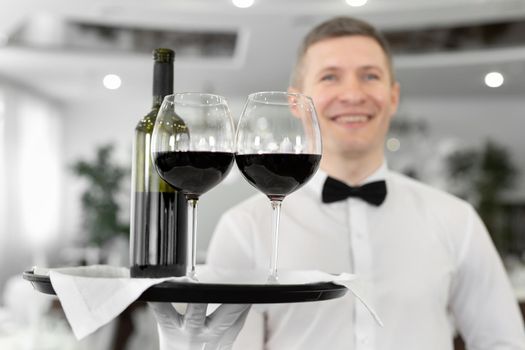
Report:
322,177,387,206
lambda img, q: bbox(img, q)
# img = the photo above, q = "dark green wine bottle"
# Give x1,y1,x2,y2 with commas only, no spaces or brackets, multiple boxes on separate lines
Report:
130,48,188,277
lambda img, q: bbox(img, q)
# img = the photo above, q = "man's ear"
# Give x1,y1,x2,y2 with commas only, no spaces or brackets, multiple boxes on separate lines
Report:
390,81,401,116
286,87,307,120
288,86,300,94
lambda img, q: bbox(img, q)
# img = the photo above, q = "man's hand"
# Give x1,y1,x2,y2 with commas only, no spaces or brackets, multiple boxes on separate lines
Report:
148,302,251,350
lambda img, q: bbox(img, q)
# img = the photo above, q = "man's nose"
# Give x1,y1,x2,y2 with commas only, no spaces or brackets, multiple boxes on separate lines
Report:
337,77,366,104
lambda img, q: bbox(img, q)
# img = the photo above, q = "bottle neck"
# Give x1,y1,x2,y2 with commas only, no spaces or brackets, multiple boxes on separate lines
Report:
152,61,174,108
151,95,164,108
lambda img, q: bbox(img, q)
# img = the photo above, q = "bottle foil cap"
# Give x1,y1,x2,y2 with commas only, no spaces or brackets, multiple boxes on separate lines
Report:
153,48,175,63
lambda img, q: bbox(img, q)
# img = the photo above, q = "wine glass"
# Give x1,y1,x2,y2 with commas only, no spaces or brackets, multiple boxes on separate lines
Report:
151,92,235,280
235,91,322,282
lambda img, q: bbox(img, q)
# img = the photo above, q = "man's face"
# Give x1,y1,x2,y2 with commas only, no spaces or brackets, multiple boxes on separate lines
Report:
295,36,400,161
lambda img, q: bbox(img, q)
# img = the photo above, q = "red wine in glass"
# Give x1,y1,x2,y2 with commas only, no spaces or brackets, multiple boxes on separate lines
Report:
154,151,234,200
235,153,321,201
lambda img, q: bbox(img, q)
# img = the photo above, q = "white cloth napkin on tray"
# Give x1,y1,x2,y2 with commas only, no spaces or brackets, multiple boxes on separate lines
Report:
31,264,381,340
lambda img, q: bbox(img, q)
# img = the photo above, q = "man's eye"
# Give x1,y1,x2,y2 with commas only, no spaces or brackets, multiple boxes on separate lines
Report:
363,73,380,81
320,74,337,81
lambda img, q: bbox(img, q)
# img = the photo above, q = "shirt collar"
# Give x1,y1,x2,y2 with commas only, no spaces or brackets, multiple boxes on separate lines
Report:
306,161,389,200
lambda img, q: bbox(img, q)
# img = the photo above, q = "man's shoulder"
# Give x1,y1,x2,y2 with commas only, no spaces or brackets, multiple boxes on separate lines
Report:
388,171,471,211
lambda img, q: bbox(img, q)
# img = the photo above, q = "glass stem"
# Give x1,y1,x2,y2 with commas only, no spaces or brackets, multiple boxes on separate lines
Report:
269,199,282,283
188,198,198,280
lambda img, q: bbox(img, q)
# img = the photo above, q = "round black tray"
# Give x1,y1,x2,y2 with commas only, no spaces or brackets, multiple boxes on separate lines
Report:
22,271,347,304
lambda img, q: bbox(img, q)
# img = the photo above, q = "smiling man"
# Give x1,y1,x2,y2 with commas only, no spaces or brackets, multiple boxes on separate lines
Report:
207,17,525,349
290,34,399,186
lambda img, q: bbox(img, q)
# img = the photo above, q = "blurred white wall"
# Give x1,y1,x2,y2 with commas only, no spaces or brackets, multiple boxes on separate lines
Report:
0,80,62,294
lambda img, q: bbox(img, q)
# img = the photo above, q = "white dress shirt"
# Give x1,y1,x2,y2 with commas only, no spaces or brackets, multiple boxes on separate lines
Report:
207,164,525,350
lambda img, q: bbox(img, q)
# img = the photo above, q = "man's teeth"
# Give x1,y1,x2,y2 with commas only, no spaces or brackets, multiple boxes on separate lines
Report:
336,115,368,123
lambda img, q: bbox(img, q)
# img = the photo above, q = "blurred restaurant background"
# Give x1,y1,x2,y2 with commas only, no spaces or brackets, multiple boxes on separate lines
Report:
1,0,525,348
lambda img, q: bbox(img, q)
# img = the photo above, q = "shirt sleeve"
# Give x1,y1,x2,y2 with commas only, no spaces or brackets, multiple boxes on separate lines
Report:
449,206,525,349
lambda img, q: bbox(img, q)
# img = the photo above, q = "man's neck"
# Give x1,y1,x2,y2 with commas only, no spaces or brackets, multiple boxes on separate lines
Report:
320,152,384,186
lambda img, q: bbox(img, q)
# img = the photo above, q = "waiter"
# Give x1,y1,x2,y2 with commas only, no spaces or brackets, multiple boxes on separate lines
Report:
207,16,525,349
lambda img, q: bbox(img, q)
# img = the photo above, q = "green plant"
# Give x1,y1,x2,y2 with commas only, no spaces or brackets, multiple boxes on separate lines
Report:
446,139,518,253
71,144,130,246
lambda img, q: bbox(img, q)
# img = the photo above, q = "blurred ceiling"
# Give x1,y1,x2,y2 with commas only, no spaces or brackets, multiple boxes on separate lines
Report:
1,0,525,102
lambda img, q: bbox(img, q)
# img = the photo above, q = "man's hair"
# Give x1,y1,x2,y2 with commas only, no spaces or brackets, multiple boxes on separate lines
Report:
290,16,395,88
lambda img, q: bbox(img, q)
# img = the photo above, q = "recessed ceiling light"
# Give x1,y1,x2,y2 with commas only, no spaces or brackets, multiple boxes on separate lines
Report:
232,0,255,8
345,0,368,7
103,74,122,90
484,71,504,88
